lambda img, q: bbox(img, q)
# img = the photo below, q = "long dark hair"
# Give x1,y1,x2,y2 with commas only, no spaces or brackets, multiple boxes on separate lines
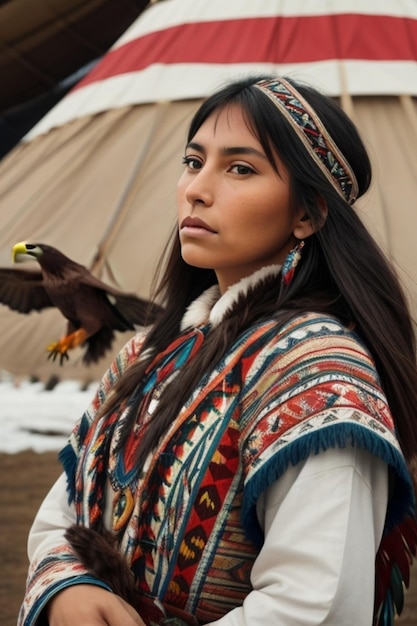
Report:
99,75,417,481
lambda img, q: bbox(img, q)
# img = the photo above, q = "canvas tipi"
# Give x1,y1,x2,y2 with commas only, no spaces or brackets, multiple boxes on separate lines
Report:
0,0,416,381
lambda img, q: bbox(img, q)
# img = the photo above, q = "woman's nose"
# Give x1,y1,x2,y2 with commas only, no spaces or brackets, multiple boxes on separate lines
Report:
184,168,214,206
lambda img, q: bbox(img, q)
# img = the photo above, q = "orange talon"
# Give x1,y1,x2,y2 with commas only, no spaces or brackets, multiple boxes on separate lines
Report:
47,346,69,365
47,328,89,364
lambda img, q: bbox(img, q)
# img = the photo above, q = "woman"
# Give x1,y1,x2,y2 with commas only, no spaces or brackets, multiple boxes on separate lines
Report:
19,75,417,626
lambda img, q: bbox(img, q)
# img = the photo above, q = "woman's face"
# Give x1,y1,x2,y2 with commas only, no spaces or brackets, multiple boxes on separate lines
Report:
177,103,304,293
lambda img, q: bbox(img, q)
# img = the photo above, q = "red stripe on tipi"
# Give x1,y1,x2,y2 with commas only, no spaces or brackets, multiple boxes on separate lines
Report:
75,14,417,90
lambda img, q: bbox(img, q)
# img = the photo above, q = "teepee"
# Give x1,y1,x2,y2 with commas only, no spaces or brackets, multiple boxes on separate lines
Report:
0,0,416,382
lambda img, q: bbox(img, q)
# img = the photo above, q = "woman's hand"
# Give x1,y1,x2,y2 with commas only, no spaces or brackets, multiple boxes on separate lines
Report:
46,584,146,625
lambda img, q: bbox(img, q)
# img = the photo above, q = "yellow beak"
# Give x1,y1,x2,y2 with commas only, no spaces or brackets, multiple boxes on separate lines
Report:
12,241,28,263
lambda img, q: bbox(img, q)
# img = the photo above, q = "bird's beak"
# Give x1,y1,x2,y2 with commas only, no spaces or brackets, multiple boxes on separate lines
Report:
12,242,39,263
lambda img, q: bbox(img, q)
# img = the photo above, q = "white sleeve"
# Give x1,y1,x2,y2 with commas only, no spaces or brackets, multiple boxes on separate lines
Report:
20,473,112,626
207,446,388,626
27,472,77,562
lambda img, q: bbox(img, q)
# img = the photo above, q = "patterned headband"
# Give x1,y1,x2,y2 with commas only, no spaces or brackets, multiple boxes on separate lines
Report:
254,78,359,204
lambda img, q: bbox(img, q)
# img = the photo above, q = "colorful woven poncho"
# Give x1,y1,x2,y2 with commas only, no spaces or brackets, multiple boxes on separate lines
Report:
19,279,417,626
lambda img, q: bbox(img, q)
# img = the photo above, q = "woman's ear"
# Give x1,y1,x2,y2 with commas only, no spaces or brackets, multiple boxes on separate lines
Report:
292,196,328,239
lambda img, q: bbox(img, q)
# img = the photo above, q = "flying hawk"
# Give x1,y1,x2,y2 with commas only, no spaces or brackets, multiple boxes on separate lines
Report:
0,242,162,364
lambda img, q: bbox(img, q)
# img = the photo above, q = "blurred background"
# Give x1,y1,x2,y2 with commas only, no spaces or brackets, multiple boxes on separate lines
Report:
0,1,416,624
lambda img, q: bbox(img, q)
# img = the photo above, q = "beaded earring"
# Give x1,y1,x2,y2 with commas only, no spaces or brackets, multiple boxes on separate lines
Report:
281,240,305,287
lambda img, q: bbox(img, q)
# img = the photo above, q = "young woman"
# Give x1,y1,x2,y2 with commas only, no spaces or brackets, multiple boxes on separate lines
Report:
19,75,417,626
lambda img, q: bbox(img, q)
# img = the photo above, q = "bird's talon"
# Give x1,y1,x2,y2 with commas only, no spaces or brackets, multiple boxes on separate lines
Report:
60,352,69,365
47,341,69,365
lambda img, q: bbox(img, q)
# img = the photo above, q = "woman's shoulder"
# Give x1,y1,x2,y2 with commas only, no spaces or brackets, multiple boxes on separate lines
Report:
253,310,376,373
238,310,373,366
282,310,351,332
237,311,378,394
278,311,366,348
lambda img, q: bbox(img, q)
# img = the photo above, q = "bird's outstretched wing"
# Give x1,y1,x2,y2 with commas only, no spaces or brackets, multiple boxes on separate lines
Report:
105,291,163,328
77,269,163,327
0,268,54,313
374,513,417,625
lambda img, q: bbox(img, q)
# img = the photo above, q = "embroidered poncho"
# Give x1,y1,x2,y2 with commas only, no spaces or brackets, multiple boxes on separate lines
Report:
19,274,417,626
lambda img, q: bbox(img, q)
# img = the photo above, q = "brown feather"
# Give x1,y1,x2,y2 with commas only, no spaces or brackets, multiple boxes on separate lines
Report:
65,524,138,607
0,267,53,312
374,514,417,625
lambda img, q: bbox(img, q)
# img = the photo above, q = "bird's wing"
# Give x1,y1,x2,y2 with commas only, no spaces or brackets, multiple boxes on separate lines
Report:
0,268,54,313
107,292,163,327
77,271,163,326
374,513,417,625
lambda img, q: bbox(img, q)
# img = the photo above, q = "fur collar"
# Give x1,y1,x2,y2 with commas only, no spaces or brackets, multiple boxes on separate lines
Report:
180,265,281,331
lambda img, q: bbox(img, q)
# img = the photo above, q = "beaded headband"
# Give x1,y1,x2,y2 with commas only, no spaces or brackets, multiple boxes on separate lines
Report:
254,78,359,204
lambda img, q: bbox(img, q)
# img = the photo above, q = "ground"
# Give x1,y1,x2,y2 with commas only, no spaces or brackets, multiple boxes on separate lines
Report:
1,451,416,625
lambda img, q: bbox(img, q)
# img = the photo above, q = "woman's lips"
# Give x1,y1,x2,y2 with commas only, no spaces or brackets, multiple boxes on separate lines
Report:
180,217,217,235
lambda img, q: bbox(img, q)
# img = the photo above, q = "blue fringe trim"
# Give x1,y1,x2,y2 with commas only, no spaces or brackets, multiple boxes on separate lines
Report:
23,575,112,626
58,443,77,505
242,423,415,548
58,413,91,504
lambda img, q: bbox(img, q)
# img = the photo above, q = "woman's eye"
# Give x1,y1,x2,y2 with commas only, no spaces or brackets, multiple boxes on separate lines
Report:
182,156,202,170
230,164,254,175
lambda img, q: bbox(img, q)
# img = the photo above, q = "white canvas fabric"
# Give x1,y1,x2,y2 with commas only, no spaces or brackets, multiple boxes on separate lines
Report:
0,0,416,381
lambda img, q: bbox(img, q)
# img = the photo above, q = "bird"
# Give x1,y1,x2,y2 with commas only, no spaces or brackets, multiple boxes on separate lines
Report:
0,242,162,365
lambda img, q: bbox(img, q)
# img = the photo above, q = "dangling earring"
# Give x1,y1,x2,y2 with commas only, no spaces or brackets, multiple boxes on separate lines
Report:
281,240,305,287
